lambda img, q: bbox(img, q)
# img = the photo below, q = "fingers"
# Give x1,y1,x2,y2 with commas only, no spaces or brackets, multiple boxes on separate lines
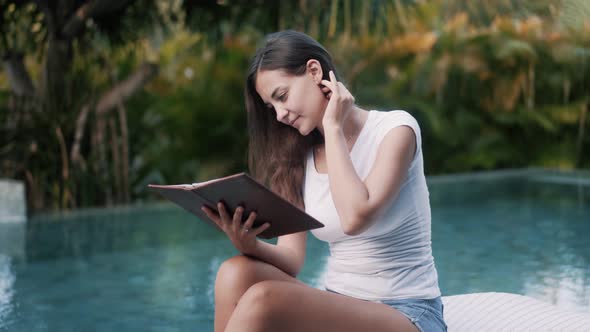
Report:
320,83,332,98
232,205,244,233
202,201,231,230
203,202,270,237
217,201,230,223
322,78,354,103
329,70,339,95
238,209,269,238
329,70,337,84
322,81,343,89
321,81,336,98
252,221,271,236
320,70,337,88
242,210,257,232
201,205,224,229
321,71,342,97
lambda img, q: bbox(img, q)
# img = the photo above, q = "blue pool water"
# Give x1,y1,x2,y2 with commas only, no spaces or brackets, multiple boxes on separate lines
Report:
0,169,588,331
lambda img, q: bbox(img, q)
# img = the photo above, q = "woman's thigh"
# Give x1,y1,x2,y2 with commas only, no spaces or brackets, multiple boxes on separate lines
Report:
225,280,418,332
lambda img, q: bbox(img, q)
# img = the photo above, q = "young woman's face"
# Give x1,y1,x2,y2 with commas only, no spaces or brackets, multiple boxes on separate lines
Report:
255,60,327,135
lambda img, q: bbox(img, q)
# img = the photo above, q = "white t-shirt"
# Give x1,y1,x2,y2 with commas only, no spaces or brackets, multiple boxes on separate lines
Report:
303,110,441,301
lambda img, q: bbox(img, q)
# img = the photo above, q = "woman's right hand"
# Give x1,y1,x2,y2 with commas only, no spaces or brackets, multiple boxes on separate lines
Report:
201,201,270,255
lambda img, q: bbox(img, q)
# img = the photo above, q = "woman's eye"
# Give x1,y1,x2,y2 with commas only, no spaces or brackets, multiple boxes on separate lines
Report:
278,93,287,101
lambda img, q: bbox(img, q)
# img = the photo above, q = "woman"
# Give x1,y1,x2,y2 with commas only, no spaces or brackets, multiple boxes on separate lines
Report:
201,30,447,332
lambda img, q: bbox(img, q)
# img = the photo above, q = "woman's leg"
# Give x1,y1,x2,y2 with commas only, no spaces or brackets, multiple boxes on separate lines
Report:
214,255,305,332
224,280,419,332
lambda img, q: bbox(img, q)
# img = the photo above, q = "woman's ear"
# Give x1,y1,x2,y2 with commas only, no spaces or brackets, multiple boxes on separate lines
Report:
306,59,323,84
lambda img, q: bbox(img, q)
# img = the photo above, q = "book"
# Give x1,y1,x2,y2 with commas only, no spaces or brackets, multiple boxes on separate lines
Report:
148,172,324,239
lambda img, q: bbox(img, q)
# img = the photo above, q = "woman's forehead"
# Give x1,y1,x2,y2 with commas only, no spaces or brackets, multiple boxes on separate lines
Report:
257,69,292,85
255,70,293,99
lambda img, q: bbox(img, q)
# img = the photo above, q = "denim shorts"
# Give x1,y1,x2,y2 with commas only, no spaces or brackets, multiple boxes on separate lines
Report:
326,289,447,332
380,296,447,332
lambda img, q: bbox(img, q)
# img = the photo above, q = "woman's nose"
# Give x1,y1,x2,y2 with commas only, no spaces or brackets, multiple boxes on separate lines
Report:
275,107,289,123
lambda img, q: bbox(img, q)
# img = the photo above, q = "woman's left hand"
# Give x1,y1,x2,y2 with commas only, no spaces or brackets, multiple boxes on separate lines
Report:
201,201,269,255
320,70,355,129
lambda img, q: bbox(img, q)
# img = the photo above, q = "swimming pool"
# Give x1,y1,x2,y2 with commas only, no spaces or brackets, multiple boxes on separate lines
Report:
0,169,588,331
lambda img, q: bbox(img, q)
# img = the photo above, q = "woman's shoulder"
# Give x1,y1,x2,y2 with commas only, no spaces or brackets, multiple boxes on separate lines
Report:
368,110,422,158
371,110,421,137
374,109,419,124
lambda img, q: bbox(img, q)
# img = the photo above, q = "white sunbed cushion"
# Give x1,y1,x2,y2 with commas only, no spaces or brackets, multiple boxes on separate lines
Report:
442,292,590,332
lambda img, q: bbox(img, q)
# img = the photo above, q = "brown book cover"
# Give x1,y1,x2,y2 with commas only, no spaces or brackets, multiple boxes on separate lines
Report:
148,172,324,239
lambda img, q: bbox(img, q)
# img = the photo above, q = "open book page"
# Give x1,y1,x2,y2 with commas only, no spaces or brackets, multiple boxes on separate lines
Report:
148,184,193,190
149,173,252,190
149,178,227,190
190,178,219,188
191,173,247,188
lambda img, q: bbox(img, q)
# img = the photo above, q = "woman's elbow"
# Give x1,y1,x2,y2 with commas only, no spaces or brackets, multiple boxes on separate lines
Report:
286,262,304,278
287,253,306,278
341,217,369,236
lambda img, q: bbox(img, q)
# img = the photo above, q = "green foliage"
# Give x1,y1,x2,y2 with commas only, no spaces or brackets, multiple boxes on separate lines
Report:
335,0,590,173
1,0,589,212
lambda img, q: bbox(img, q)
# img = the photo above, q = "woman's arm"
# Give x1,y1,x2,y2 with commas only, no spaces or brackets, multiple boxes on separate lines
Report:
202,203,307,277
324,124,416,236
320,72,415,236
244,231,307,278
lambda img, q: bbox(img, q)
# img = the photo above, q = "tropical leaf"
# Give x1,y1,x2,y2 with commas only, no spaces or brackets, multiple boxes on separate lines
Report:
495,39,537,62
537,100,590,125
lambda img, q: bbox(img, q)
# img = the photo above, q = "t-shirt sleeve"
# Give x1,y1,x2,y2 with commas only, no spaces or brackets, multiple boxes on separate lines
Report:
375,111,422,162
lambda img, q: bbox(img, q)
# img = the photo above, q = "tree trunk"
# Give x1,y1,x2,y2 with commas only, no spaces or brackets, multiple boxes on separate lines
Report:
71,104,92,170
86,62,157,206
40,35,72,113
93,112,113,206
95,63,159,115
116,101,130,204
109,117,123,203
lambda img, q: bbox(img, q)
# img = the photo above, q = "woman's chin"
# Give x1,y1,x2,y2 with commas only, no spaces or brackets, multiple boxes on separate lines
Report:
298,125,311,136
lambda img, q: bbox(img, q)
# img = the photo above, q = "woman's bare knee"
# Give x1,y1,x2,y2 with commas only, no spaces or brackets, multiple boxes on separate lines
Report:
216,256,276,305
214,256,305,332
225,281,284,332
214,256,264,332
215,255,302,295
215,255,260,293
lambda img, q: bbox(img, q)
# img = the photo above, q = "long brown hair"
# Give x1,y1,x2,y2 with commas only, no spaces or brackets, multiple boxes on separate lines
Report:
245,30,340,210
